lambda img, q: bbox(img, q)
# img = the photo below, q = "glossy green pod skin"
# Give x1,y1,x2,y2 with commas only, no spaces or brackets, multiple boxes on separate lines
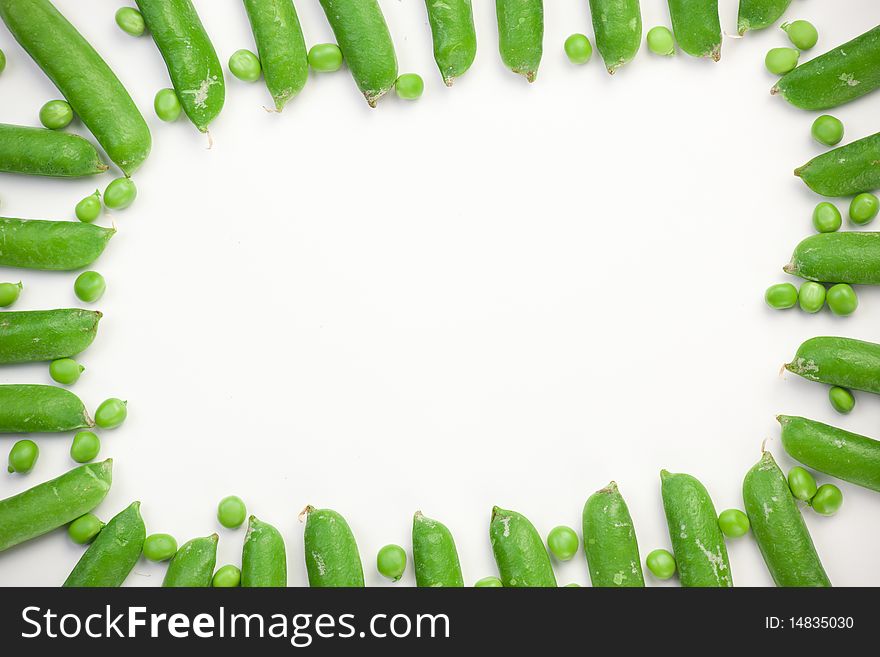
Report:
785,232,880,285
489,506,556,587
660,470,732,587
0,309,102,365
582,481,645,587
318,0,398,107
303,506,364,587
425,0,477,86
0,217,114,271
786,336,880,395
412,511,464,587
64,501,145,587
588,0,642,74
667,0,721,61
736,0,791,35
794,132,880,197
773,26,880,110
241,515,287,587
0,460,112,552
0,124,107,178
163,534,219,587
779,415,880,493
242,0,309,110
0,384,92,433
135,0,225,132
496,0,543,82
742,452,830,587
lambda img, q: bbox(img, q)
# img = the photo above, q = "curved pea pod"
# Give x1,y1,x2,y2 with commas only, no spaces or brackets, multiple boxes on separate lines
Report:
0,218,114,271
736,0,791,35
582,481,645,587
773,27,880,111
496,0,543,82
0,384,92,433
412,511,464,587
64,501,145,587
0,460,112,552
667,0,721,61
0,124,107,178
302,506,364,587
163,534,219,587
743,452,830,587
489,506,556,587
784,232,880,285
241,515,287,587
794,132,880,198
0,0,151,175
135,0,225,132
660,470,732,587
318,0,398,107
424,0,477,86
242,0,309,111
785,336,880,395
0,309,102,365
779,415,880,493
588,0,642,74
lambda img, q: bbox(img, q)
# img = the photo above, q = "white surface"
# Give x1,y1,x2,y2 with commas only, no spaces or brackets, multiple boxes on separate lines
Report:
1,0,879,587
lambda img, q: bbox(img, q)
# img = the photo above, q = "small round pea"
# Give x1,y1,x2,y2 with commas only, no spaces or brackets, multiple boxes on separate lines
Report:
798,281,826,314
39,99,73,130
782,20,818,50
646,26,675,56
0,49,6,75
75,190,102,223
828,386,855,414
115,7,145,37
74,271,106,303
94,398,127,429
70,430,100,463
377,544,407,581
217,495,247,529
765,282,798,309
810,483,843,516
395,73,424,101
812,201,842,233
68,513,104,545
50,358,84,385
718,509,750,538
103,176,137,210
564,33,593,64
7,439,39,474
212,564,241,587
546,525,579,561
308,43,343,72
645,548,676,580
849,193,879,226
787,466,818,502
811,115,844,147
228,49,261,82
154,88,182,122
826,283,858,316
474,576,503,588
143,533,178,562
0,281,22,308
765,47,799,75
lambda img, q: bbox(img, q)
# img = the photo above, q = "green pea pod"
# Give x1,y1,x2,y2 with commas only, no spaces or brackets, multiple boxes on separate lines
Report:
0,384,92,433
0,309,102,365
660,470,732,587
135,0,225,132
784,232,880,285
667,0,721,61
496,0,543,82
794,132,880,198
588,0,642,74
64,501,145,587
0,124,107,178
489,506,556,587
318,0,398,107
0,460,112,552
786,336,880,395
163,534,219,587
582,481,645,587
773,26,880,110
0,0,151,175
242,0,309,111
0,217,114,271
742,452,830,587
241,515,287,587
736,0,791,35
412,511,464,587
424,0,477,86
302,506,364,587
778,415,880,493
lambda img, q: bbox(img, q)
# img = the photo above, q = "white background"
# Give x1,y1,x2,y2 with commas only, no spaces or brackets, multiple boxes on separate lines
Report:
1,0,879,587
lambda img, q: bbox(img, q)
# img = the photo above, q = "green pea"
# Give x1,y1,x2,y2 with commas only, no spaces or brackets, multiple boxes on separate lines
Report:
546,525,578,561
308,43,343,72
70,430,100,463
39,100,74,130
115,7,145,37
228,49,261,82
646,26,675,56
811,115,844,147
564,33,593,64
811,483,843,516
75,190,102,223
849,193,879,225
718,509,750,538
67,513,104,545
395,73,424,100
94,397,127,429
0,281,22,308
74,271,106,303
765,47,799,75
812,202,841,233
764,282,797,309
153,88,182,122
7,439,39,474
143,533,178,562
828,386,855,414
377,544,407,581
103,177,137,210
781,20,818,50
217,495,247,529
645,548,676,580
798,281,825,314
0,48,5,74
212,564,241,587
474,576,503,587
826,283,858,316
787,466,817,502
49,358,84,386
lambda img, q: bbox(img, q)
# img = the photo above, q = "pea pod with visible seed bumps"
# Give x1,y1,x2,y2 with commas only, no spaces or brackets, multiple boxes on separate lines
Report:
0,460,112,552
489,506,556,587
742,451,830,587
0,124,107,178
794,132,880,198
496,0,543,82
0,384,92,433
241,515,287,587
736,0,791,35
785,336,880,395
0,218,114,271
667,0,721,61
784,232,880,285
412,511,464,587
64,501,145,587
582,481,644,587
425,0,477,86
164,534,219,587
0,309,101,365
588,0,642,74
302,506,364,587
